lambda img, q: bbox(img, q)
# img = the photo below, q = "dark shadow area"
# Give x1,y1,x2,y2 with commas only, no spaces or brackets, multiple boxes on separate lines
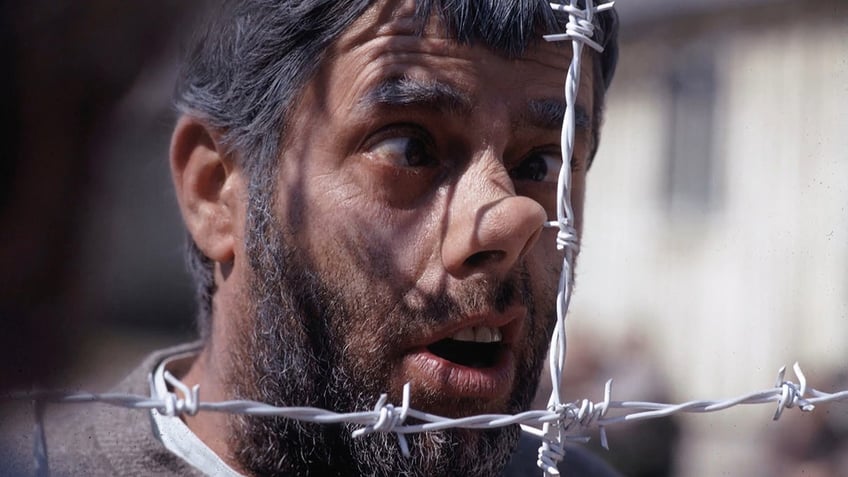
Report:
0,1,211,392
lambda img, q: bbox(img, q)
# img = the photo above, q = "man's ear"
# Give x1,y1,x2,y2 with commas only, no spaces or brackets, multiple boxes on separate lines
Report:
170,115,243,264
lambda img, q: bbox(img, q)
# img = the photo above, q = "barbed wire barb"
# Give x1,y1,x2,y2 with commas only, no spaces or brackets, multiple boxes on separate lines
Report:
351,382,412,457
162,371,199,417
773,362,815,421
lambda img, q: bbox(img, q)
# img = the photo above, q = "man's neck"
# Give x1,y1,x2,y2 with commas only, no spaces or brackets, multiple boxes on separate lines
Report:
181,343,247,475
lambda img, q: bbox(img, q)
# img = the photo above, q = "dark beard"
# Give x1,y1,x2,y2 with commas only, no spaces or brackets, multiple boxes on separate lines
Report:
227,196,555,476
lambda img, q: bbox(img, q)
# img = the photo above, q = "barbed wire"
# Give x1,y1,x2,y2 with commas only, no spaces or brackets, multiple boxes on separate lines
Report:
9,362,848,476
537,0,613,474
10,2,845,477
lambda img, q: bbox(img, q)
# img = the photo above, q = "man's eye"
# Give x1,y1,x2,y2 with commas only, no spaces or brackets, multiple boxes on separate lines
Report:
367,136,435,168
510,152,562,183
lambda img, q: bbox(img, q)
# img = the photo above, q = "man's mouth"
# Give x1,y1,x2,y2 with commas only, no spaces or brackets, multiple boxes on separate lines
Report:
426,326,505,368
399,308,525,405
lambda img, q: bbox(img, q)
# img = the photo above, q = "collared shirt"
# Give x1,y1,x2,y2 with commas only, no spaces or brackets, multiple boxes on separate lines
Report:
150,351,243,477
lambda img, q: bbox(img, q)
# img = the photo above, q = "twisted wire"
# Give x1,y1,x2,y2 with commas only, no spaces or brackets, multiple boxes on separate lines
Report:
15,365,839,430
10,364,838,433
11,362,848,476
538,0,612,474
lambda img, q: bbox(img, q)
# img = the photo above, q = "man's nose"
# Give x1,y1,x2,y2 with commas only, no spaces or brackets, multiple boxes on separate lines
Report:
441,159,547,279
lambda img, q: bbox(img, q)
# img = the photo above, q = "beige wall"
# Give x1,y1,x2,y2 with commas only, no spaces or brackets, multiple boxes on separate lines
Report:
570,3,848,475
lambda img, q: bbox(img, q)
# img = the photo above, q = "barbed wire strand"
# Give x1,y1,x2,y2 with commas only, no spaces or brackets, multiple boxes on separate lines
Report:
538,0,611,474
13,362,848,477
9,3,847,477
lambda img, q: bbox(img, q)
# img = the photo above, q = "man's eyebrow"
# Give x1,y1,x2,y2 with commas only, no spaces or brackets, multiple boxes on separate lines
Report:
358,76,473,115
523,99,591,132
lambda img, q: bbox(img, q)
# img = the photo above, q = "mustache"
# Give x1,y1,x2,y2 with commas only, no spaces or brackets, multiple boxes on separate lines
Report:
354,268,536,350
401,274,530,321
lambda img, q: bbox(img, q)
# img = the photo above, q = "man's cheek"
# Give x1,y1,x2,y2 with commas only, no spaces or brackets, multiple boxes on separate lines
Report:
338,325,397,392
349,223,437,290
527,245,563,290
529,257,561,327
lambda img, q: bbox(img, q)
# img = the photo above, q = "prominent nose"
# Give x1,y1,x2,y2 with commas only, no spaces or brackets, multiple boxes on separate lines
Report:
441,157,547,279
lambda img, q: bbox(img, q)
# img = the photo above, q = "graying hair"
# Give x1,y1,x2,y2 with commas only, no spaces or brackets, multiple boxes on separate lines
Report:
175,0,619,339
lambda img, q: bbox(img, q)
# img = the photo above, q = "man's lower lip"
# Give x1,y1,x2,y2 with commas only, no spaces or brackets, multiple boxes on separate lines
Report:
401,347,515,399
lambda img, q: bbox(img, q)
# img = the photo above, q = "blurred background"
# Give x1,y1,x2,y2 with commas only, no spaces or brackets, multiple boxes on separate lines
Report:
1,1,846,476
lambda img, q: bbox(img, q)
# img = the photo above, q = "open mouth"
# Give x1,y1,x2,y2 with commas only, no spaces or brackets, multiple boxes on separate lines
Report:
426,326,505,369
401,314,523,402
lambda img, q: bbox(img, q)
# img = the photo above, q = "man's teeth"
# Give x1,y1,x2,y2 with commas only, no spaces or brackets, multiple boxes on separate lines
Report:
450,326,502,343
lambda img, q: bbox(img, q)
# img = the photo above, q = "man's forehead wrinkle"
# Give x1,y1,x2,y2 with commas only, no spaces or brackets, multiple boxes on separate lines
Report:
334,0,428,54
337,0,565,61
516,44,572,72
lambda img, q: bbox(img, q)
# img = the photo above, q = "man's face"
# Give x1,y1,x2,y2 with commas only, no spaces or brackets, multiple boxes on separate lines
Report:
229,0,594,474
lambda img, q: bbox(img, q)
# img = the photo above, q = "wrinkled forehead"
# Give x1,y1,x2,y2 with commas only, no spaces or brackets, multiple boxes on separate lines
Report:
339,0,568,59
315,0,585,98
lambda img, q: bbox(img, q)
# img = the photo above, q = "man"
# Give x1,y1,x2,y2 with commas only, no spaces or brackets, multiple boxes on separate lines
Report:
2,0,619,475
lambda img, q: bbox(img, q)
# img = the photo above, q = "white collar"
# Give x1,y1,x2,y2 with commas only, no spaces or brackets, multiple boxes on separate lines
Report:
149,350,244,477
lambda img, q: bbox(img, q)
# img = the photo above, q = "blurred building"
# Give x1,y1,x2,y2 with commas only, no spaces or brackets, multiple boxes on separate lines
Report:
570,0,848,475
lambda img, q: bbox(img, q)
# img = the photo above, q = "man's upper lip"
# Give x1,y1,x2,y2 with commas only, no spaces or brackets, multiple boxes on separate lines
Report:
410,305,526,348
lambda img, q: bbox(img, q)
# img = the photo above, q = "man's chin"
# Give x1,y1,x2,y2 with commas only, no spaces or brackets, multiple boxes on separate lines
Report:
344,421,521,477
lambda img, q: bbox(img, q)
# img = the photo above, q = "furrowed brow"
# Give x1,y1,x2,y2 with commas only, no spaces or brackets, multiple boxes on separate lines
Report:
358,76,473,116
523,99,591,132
